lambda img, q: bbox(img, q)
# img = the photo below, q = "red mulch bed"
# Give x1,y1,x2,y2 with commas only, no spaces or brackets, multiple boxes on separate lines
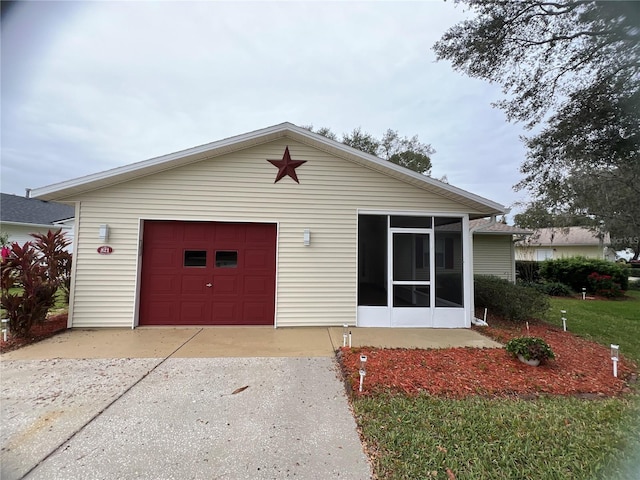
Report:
0,313,68,353
339,321,637,399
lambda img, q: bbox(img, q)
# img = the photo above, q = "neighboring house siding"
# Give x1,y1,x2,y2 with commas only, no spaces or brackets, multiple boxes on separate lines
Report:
515,245,605,261
553,246,604,259
1,224,72,250
473,235,514,282
64,139,478,328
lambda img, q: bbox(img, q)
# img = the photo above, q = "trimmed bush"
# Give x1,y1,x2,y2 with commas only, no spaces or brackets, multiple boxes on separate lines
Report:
474,275,549,323
540,257,629,293
517,281,574,297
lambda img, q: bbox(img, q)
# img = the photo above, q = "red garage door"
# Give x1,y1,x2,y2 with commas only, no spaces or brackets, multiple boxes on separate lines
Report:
139,221,276,326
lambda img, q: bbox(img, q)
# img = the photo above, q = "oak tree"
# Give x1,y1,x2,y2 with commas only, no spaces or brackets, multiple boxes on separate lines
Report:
434,0,639,254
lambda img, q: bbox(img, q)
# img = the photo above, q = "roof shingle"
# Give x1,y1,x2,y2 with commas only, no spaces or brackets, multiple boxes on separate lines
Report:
0,193,74,225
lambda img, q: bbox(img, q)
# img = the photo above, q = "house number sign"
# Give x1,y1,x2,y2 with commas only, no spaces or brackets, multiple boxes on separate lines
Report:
97,246,113,255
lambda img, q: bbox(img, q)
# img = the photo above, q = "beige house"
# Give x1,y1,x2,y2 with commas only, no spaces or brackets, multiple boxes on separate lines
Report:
515,226,615,262
32,123,507,329
471,219,531,282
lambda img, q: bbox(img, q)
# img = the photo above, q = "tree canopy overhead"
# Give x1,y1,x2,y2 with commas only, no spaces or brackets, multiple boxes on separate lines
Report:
303,126,435,175
434,1,639,255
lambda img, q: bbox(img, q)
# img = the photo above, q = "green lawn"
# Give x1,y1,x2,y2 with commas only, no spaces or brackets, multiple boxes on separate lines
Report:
543,291,640,364
355,395,640,480
352,291,640,480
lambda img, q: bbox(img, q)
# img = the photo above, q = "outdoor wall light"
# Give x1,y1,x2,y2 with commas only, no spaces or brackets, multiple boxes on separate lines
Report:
359,354,368,392
303,228,310,246
611,344,620,378
99,224,110,241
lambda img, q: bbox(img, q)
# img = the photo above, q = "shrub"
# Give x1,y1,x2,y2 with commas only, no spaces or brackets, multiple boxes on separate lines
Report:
505,336,555,363
515,260,541,282
517,281,573,297
539,282,574,297
587,272,624,298
0,230,71,338
474,275,549,323
540,257,629,293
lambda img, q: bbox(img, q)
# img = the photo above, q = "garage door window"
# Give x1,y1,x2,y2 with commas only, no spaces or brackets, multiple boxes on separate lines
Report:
184,250,207,267
216,251,238,268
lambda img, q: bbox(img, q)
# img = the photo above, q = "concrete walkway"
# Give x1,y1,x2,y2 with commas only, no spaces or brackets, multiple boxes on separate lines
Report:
1,327,500,480
1,326,500,360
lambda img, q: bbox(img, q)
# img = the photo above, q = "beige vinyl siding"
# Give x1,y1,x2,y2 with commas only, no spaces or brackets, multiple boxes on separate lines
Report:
473,235,514,282
65,139,482,328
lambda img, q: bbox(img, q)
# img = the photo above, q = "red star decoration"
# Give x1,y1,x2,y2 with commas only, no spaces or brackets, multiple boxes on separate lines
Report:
267,146,306,183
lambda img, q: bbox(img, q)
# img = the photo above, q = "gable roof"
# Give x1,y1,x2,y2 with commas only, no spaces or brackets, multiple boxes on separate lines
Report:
31,122,506,217
470,218,532,235
0,193,75,226
519,226,610,246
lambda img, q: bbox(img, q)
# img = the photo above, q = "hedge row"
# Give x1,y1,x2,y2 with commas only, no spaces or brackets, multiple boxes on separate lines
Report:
539,257,629,292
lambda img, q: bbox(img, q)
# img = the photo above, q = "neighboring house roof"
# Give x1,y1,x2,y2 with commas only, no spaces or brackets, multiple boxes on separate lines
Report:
519,226,610,246
470,218,532,235
0,193,75,226
31,122,506,217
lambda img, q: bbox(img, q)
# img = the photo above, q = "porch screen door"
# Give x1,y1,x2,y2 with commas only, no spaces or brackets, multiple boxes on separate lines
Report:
390,231,433,326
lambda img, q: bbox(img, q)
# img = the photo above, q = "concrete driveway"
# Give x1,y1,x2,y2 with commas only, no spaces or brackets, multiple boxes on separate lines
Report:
1,327,500,479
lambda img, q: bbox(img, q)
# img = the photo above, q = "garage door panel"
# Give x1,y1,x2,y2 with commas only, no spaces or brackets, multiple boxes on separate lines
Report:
183,223,209,242
181,275,210,294
212,303,239,323
146,248,178,267
244,249,273,268
146,302,177,324
146,222,180,243
244,276,272,294
214,277,238,294
180,302,208,322
243,302,273,322
146,274,179,293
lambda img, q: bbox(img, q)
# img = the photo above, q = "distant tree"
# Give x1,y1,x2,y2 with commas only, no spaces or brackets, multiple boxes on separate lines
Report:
341,127,380,156
434,1,639,255
304,125,434,175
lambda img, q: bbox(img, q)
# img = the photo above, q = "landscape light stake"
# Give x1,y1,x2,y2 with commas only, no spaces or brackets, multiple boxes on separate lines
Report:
582,287,586,300
359,355,367,392
1,318,8,342
611,344,620,378
343,324,348,347
349,330,352,348
561,310,567,332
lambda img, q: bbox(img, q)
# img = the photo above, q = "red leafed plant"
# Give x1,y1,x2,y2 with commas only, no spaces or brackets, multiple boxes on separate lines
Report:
587,271,624,298
1,230,71,338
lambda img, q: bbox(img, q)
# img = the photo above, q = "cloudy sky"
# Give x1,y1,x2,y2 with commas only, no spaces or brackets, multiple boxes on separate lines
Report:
2,0,531,218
